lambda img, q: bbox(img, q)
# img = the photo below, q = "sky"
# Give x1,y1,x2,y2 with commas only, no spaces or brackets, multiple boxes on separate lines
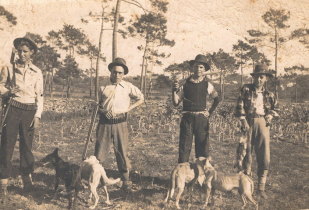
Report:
0,0,308,76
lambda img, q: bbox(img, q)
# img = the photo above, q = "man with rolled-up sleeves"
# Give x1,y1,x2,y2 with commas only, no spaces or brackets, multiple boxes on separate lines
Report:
94,57,144,191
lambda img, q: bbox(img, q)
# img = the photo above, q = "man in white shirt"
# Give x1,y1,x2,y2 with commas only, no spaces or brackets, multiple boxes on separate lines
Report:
0,37,43,203
94,57,144,191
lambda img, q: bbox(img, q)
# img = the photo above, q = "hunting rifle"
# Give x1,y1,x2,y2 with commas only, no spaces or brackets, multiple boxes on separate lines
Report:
82,102,99,160
0,48,17,134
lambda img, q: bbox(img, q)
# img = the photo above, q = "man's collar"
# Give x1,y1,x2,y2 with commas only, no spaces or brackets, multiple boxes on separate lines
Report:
109,80,125,88
15,61,37,72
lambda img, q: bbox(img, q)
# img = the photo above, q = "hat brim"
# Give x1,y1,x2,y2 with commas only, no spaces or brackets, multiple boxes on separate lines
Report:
13,37,38,53
250,72,274,78
189,60,210,71
108,63,128,75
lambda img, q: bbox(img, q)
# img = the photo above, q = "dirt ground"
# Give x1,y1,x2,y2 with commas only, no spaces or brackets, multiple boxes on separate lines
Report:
0,101,308,210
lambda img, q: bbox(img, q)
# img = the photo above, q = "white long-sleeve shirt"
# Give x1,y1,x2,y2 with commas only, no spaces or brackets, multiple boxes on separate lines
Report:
0,63,44,118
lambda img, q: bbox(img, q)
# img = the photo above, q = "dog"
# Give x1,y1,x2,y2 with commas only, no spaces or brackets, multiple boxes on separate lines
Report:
75,155,121,209
164,157,209,209
36,148,82,209
203,158,258,210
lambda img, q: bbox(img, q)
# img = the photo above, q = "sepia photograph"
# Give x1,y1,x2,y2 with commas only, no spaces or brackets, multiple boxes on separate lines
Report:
0,0,308,209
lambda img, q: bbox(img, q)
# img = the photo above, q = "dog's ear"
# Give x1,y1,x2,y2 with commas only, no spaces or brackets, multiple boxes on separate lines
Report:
53,148,59,154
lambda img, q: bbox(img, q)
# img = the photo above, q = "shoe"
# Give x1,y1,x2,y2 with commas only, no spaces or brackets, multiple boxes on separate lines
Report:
21,174,33,191
257,190,268,199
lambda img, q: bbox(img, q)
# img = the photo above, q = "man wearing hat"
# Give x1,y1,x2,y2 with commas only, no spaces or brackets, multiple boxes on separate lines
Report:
172,54,220,163
0,36,43,202
235,64,279,199
94,57,144,191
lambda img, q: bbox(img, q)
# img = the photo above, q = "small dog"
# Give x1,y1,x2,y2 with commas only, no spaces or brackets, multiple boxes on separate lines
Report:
76,156,121,209
37,148,82,209
164,157,208,209
203,159,258,210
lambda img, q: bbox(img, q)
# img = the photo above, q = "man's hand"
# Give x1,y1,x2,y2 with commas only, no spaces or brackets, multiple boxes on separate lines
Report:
4,87,20,97
265,114,273,127
172,81,180,92
105,110,114,119
30,117,40,129
240,118,250,132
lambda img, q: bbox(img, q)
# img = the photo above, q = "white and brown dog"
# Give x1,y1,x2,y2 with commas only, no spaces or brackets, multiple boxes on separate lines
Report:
77,156,121,209
203,158,258,210
164,157,208,209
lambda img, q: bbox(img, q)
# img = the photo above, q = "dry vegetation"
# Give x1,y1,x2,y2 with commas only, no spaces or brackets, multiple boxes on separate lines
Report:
2,95,309,210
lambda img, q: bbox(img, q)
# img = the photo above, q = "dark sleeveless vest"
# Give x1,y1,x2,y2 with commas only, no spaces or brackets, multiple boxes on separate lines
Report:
183,77,208,111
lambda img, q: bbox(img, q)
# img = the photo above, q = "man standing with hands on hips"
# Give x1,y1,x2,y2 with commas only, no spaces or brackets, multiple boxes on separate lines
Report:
235,64,279,199
172,54,220,163
0,36,43,204
94,57,144,191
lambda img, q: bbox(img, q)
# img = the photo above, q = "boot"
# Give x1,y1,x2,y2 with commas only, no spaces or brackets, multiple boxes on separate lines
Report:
21,174,33,191
0,179,8,205
257,170,268,199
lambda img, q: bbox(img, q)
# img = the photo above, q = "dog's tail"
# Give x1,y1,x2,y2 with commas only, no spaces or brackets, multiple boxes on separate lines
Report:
100,166,121,185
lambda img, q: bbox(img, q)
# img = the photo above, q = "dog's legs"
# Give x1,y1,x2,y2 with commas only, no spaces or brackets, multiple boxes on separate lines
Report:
175,186,184,210
89,184,99,209
164,189,170,203
241,194,247,209
203,185,211,208
245,193,258,210
102,185,112,205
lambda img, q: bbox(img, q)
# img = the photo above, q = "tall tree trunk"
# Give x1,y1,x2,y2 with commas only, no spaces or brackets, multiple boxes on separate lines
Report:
112,0,121,61
140,39,149,91
90,58,93,97
143,58,148,98
67,77,71,98
95,7,105,101
275,27,279,99
240,49,243,87
50,68,54,99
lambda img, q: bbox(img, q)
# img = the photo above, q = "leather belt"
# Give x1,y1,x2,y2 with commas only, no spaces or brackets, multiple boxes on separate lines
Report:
99,113,127,124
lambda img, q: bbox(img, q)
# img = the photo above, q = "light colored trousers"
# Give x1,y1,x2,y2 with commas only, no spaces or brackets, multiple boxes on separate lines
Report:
244,117,270,178
94,121,131,181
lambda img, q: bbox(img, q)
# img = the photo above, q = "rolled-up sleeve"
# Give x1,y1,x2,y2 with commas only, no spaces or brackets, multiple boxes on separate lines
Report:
129,83,144,101
34,70,44,118
0,66,9,95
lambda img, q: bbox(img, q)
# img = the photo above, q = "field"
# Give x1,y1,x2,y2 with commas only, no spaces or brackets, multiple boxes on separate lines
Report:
1,93,309,210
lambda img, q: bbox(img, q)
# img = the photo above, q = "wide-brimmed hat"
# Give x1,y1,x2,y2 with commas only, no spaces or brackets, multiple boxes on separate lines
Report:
13,37,38,54
108,57,128,75
250,64,274,77
189,54,210,71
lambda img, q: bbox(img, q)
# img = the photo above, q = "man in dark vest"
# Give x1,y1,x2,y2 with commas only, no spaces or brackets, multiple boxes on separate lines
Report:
172,54,220,163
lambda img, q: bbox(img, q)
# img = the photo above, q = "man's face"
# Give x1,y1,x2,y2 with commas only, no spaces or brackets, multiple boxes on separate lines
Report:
192,63,205,77
17,45,34,64
253,74,267,88
110,65,125,84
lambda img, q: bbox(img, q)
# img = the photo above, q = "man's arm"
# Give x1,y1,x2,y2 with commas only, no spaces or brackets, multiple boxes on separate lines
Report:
207,83,220,115
172,82,183,107
235,85,250,131
128,84,144,112
32,69,44,129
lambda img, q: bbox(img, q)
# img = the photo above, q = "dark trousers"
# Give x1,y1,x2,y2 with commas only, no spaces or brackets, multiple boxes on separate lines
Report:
94,121,130,181
178,113,210,163
0,106,36,179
